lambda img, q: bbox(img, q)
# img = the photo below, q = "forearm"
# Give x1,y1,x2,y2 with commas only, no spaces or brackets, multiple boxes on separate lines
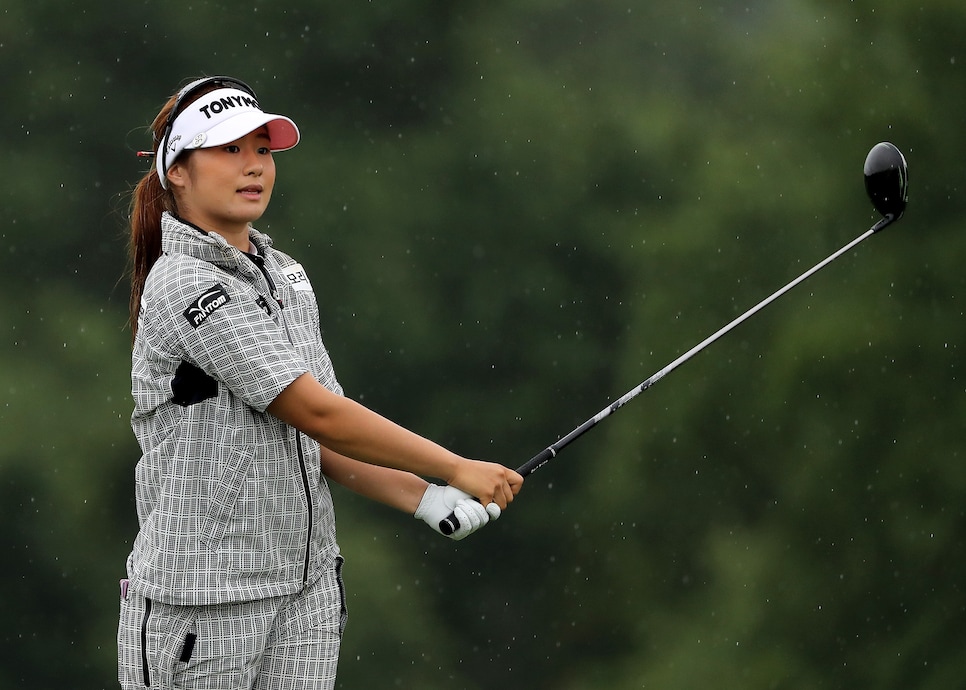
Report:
268,373,522,507
321,447,428,514
268,373,460,481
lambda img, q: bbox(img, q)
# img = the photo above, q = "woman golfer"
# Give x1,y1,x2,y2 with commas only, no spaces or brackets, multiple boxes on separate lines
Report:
117,76,523,689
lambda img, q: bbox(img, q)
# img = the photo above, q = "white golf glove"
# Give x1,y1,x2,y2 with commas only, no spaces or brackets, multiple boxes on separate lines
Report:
414,484,502,540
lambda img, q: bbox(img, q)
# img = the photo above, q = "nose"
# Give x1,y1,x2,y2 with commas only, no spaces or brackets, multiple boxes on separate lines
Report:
245,155,263,177
241,145,264,176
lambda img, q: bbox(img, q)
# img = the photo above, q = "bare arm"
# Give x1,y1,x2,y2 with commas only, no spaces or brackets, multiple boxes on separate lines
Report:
320,446,428,514
267,373,523,507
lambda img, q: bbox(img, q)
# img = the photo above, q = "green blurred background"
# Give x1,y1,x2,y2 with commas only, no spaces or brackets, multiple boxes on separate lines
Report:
2,1,964,687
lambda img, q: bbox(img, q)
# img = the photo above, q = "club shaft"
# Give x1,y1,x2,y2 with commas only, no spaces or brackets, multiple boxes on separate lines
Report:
439,220,888,534
516,226,876,477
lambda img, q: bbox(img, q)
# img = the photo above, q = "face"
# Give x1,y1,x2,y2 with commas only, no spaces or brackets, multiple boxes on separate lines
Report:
167,127,276,244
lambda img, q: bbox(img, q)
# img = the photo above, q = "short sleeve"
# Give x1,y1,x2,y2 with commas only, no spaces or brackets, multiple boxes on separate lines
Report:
147,261,309,412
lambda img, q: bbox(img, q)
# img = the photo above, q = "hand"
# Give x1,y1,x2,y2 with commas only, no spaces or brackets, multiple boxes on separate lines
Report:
414,484,501,541
447,459,524,511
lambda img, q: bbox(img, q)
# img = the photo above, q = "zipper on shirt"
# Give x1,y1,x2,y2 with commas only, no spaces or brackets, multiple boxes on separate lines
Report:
295,432,313,585
244,249,284,309
246,247,312,584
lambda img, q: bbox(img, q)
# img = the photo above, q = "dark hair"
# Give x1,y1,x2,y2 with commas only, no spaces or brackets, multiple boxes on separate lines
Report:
127,95,177,342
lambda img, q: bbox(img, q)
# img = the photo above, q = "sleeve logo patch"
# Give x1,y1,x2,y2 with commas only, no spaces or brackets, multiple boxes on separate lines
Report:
283,263,312,292
183,283,231,328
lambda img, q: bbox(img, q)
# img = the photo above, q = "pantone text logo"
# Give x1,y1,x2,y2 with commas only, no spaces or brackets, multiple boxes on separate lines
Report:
183,284,231,328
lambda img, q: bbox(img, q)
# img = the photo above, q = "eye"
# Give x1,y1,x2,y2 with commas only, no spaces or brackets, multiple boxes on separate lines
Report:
258,146,272,155
224,144,241,153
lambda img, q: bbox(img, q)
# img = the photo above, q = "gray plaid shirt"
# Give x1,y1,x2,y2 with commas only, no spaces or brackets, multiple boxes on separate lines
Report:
127,213,342,606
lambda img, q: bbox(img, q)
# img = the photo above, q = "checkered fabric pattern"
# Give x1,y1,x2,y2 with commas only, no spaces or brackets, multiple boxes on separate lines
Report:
118,557,347,689
126,213,342,606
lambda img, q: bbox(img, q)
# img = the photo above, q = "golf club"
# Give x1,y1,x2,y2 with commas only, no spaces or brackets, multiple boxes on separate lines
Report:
440,141,908,535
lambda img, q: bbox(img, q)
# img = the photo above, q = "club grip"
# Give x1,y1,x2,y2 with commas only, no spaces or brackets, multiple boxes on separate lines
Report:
515,447,555,478
436,447,555,535
439,513,460,535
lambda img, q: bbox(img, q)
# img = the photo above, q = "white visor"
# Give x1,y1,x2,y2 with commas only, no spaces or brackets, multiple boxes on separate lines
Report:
157,86,300,188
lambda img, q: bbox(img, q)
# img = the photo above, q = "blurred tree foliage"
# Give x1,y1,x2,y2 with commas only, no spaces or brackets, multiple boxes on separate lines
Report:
1,0,964,688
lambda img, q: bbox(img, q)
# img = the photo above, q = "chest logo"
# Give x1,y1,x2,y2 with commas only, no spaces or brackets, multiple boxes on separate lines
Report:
183,283,231,328
283,263,312,292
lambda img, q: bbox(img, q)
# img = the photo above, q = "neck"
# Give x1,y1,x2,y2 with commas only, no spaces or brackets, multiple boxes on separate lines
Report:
174,213,252,251
179,213,251,251
209,225,252,252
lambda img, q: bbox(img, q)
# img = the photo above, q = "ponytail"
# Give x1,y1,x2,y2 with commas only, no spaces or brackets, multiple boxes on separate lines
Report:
127,93,178,341
127,166,175,341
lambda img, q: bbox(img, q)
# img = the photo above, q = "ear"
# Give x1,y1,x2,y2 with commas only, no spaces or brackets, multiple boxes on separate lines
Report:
166,160,188,189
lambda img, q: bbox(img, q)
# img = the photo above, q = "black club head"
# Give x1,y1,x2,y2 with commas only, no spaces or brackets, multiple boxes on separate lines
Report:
864,142,908,230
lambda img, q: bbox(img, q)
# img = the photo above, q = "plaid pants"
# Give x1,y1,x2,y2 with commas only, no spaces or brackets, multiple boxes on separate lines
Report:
118,557,347,689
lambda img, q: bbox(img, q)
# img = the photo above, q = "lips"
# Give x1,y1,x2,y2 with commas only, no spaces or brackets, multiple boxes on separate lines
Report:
237,184,264,201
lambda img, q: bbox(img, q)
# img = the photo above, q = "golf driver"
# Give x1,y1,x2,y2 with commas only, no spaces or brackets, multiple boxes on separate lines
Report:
440,141,908,535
